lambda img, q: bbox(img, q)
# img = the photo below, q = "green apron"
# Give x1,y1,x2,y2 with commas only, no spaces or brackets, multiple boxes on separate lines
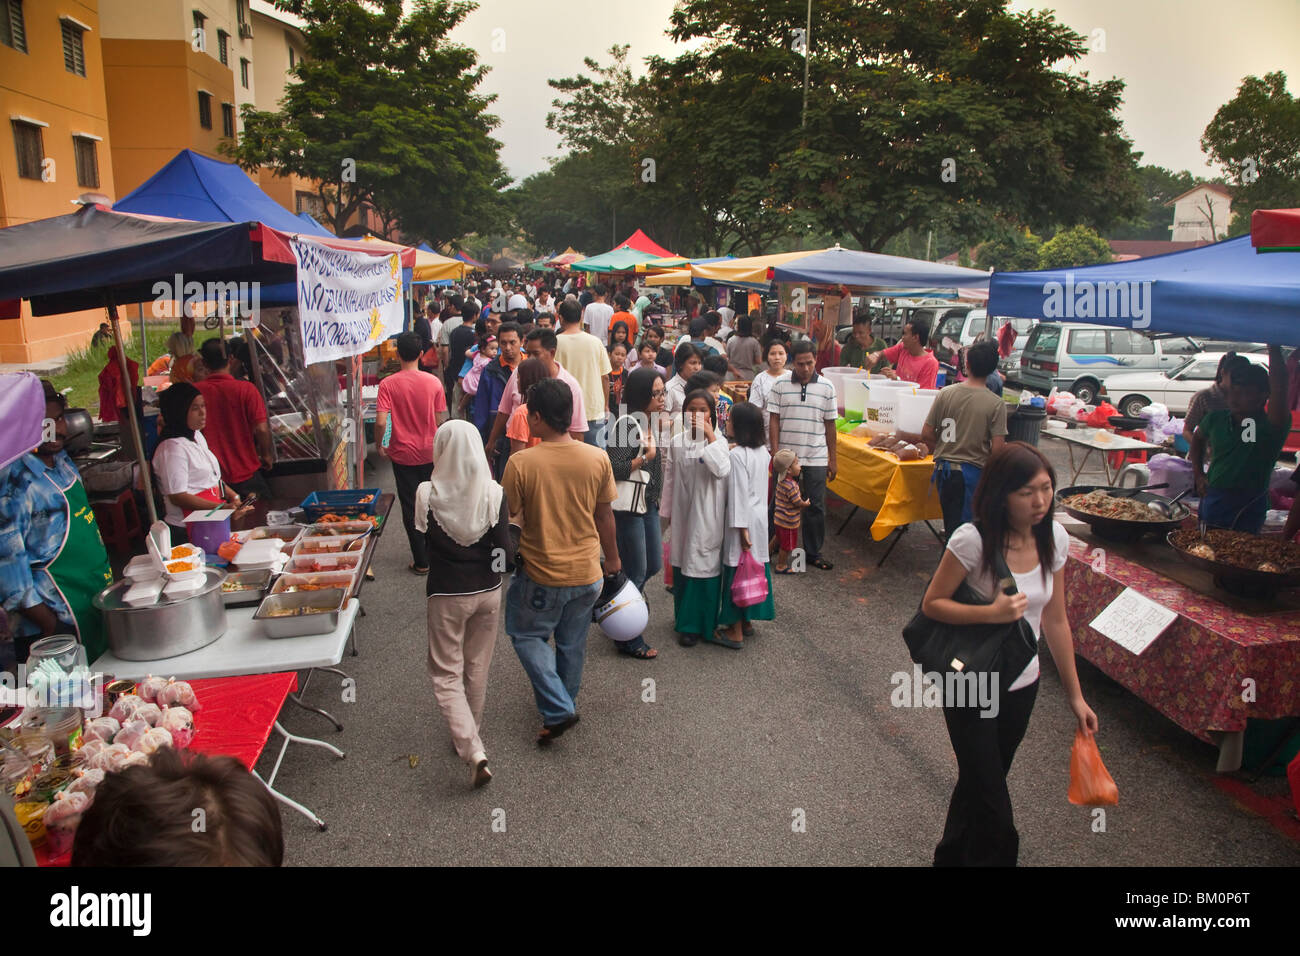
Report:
39,472,112,663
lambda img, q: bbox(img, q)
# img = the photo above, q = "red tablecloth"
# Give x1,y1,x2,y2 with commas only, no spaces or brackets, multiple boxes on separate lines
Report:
34,671,297,866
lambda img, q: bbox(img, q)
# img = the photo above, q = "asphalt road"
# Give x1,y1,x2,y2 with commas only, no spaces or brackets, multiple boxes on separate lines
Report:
259,436,1299,867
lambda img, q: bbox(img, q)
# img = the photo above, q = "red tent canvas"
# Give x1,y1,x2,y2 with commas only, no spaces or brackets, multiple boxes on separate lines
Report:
616,229,675,259
1251,208,1300,252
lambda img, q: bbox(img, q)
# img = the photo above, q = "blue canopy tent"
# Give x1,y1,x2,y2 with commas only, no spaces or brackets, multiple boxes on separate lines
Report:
114,150,414,302
987,235,1300,346
772,246,992,293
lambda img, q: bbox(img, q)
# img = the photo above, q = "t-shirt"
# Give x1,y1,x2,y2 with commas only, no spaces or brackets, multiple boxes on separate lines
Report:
750,368,792,442
446,324,477,391
840,336,889,369
924,384,1009,467
1184,384,1229,434
503,441,617,588
554,331,612,420
774,475,803,529
152,432,223,527
506,404,539,449
946,521,1070,691
882,342,940,389
498,361,588,434
195,373,268,484
609,310,638,344
438,315,463,346
1199,408,1289,491
770,373,837,466
583,302,615,344
376,368,447,466
725,335,762,380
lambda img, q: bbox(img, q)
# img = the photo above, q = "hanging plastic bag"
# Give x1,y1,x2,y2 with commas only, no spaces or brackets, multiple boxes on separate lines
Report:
1068,729,1119,806
731,550,769,608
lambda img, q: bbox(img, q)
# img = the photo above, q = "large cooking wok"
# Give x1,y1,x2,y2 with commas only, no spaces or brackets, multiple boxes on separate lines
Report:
1166,529,1300,596
1056,484,1191,542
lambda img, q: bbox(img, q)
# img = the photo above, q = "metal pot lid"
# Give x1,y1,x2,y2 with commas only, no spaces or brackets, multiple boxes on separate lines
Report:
94,568,226,611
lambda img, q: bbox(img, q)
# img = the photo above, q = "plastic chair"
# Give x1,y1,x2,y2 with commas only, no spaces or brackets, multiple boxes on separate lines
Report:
1108,429,1150,474
1114,463,1150,489
90,487,144,556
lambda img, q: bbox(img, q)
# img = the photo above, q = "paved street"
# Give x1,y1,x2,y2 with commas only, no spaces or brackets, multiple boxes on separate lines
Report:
260,437,1299,867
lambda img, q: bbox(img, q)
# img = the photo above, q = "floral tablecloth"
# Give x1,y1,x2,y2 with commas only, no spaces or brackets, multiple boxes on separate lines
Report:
1064,536,1300,743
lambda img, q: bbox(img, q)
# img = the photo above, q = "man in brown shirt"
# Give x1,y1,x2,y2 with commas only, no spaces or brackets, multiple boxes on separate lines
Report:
503,378,620,745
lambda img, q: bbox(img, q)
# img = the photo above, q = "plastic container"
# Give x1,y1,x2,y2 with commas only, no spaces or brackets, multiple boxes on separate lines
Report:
1007,406,1047,446
272,571,357,596
844,377,889,420
288,551,362,575
896,388,941,436
862,381,916,435
299,488,381,520
124,554,163,583
821,367,873,418
19,708,83,756
303,520,374,537
183,510,234,557
163,576,206,600
245,526,304,548
232,538,287,570
293,534,366,557
1,742,35,799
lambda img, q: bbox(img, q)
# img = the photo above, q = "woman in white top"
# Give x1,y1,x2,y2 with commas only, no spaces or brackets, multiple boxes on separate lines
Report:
921,441,1097,867
716,402,774,647
660,387,730,647
150,383,239,538
749,338,791,447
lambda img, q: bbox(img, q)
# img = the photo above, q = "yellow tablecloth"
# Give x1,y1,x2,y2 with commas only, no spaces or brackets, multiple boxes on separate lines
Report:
828,432,942,540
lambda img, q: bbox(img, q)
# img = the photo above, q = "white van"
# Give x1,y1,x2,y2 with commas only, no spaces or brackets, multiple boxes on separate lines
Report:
1018,323,1200,403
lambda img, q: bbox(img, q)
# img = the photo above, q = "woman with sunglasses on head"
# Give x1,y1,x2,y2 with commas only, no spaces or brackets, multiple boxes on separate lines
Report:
920,441,1098,866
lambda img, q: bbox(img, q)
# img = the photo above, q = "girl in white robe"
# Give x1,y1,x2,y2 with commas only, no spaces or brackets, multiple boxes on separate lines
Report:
717,402,775,647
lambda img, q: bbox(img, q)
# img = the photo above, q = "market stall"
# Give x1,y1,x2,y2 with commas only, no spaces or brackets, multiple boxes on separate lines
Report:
828,431,943,562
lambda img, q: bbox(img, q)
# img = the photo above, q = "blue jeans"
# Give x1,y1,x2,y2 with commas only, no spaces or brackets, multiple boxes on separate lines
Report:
615,509,662,591
1201,487,1268,534
583,416,608,450
505,570,602,724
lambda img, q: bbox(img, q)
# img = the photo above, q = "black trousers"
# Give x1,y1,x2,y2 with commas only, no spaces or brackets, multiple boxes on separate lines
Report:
934,676,1038,867
799,465,828,561
231,471,272,500
391,460,432,569
936,467,966,543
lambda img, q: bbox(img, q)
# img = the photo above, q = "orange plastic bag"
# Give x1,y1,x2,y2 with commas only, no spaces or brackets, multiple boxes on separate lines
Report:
1068,729,1119,806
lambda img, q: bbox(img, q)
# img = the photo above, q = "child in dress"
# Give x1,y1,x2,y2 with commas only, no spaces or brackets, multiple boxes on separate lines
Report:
716,402,774,647
608,342,628,411
772,449,810,573
459,335,497,415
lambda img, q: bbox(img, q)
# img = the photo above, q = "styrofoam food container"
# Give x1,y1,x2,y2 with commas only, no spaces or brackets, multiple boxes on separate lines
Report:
124,554,163,583
232,539,286,570
123,578,165,607
163,576,206,599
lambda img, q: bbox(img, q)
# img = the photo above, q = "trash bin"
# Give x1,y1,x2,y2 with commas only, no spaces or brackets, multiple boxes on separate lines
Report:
1007,406,1046,446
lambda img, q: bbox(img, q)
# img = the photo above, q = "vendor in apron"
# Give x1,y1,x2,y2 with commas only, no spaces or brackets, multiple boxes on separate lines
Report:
0,381,112,664
151,383,241,543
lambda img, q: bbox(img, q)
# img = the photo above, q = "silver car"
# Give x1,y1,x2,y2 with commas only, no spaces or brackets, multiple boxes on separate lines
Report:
1097,352,1270,419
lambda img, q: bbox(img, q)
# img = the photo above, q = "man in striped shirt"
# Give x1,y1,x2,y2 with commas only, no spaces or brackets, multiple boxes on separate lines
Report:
769,340,838,570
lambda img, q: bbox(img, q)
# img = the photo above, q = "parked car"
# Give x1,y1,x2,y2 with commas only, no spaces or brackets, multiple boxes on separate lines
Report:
1017,323,1201,404
1098,352,1270,419
933,309,1037,381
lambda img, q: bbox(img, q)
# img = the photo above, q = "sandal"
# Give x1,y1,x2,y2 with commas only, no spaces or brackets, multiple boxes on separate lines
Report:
409,563,429,575
810,557,834,570
742,622,754,637
775,567,796,575
705,628,744,650
617,637,658,659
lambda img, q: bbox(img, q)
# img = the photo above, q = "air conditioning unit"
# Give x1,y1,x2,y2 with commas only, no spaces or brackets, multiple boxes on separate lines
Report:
238,23,253,39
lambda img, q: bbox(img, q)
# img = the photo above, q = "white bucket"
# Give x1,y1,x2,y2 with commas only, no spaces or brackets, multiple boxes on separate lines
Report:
863,381,916,434
896,388,941,436
821,366,872,417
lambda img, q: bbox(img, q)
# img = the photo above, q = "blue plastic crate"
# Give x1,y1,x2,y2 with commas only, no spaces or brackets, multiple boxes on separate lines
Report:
299,488,382,519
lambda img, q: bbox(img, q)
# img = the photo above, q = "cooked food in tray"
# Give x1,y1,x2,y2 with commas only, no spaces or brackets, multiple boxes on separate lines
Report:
1062,490,1168,523
1169,529,1300,573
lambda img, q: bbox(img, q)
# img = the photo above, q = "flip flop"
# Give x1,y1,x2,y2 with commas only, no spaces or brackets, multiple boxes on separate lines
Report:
774,567,796,575
810,557,834,570
706,629,744,650
617,638,658,659
742,622,754,637
409,564,429,575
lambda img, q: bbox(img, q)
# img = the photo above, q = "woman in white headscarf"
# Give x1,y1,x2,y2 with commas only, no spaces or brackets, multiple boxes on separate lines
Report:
415,420,514,789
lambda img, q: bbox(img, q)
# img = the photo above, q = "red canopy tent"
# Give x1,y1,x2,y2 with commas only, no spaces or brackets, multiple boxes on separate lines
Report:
617,229,675,259
1251,208,1300,253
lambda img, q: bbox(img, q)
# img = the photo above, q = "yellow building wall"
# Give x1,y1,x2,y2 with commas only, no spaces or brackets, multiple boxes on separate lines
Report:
0,1,124,363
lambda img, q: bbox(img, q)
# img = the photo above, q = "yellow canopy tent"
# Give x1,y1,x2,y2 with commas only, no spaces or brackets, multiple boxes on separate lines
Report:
688,249,825,284
359,235,465,281
644,268,693,286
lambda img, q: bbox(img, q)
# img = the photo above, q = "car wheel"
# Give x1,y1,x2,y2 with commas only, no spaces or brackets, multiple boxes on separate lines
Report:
1070,379,1100,405
1119,395,1150,419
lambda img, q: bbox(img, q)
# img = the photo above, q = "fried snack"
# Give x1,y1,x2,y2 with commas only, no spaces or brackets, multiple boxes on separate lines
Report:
1169,529,1300,573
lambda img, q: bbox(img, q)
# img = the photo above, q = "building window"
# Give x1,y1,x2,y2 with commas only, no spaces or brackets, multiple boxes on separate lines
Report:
192,9,205,50
61,20,86,76
286,31,295,69
240,57,250,89
236,0,247,27
198,91,212,129
217,29,228,65
221,103,234,138
12,120,43,180
73,136,99,187
1,0,27,54
295,191,324,218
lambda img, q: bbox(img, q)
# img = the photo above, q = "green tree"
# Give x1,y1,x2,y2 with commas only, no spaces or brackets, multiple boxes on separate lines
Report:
224,0,508,244
654,0,1143,253
1036,225,1112,270
975,226,1042,271
1107,165,1197,241
1201,71,1300,236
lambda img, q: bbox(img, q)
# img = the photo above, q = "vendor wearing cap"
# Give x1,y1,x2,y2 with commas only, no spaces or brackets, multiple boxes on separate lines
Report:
1191,345,1289,533
0,381,112,663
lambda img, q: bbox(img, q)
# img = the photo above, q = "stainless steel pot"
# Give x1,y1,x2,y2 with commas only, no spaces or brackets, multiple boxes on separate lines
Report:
93,569,228,661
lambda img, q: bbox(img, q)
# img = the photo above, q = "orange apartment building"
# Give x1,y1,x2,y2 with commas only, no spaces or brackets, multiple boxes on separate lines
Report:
1,0,319,363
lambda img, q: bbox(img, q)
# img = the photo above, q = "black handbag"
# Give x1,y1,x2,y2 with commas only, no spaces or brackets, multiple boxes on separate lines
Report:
902,546,1038,680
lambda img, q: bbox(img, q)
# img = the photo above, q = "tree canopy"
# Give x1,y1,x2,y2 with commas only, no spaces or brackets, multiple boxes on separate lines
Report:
224,0,508,244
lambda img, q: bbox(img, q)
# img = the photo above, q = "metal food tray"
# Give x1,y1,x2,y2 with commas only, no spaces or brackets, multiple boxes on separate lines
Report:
253,588,347,639
292,532,367,558
220,568,273,607
243,525,304,550
1056,484,1190,543
1166,531,1300,595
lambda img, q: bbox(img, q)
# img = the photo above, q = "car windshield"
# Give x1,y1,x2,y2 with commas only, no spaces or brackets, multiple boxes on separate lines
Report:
1168,357,1198,379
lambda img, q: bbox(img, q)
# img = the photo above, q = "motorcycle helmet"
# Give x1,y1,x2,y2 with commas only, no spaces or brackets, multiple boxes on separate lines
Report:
592,570,648,642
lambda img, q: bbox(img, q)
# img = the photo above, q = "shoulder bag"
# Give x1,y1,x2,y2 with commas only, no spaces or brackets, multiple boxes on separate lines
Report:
611,414,649,515
902,544,1037,680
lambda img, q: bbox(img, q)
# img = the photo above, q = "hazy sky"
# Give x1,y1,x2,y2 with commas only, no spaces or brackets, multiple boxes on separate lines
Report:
451,0,1300,185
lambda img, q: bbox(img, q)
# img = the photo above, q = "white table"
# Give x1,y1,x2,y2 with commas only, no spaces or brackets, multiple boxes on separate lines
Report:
90,600,360,830
1041,427,1163,484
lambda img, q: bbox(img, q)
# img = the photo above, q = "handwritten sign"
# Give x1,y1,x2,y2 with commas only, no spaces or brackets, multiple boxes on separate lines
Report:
293,238,404,365
1088,587,1177,655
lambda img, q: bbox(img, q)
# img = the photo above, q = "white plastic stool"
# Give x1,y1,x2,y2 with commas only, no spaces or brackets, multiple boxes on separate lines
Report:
1114,462,1150,488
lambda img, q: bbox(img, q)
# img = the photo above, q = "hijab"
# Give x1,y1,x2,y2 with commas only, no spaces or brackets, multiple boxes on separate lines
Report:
421,420,503,547
158,382,201,442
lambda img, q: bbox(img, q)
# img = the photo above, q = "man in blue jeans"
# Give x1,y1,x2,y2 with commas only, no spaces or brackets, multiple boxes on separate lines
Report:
502,378,621,745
